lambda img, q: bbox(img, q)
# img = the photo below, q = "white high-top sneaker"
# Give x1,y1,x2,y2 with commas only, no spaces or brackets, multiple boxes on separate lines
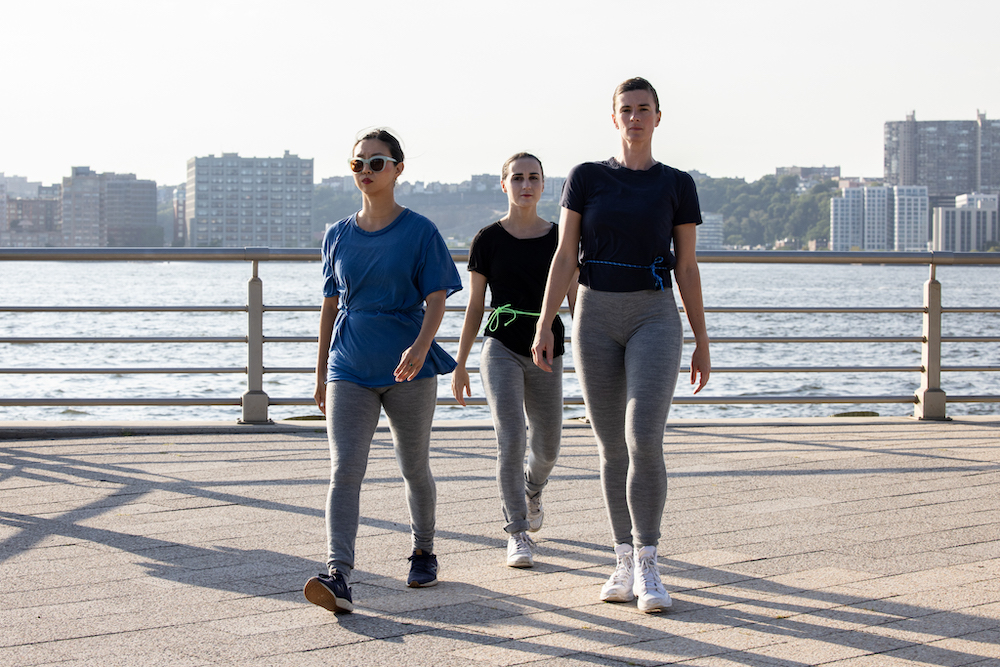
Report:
600,543,635,602
633,545,671,612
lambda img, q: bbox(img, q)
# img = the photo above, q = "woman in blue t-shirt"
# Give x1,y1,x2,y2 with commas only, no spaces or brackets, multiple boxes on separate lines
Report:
532,78,711,613
452,153,577,569
303,129,462,614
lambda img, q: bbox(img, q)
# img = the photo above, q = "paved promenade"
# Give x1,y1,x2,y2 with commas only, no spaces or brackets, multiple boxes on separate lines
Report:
1,417,998,666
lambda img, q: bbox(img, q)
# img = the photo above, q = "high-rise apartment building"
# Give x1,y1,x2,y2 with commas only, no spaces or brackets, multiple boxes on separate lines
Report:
884,111,1000,196
185,151,313,247
830,185,929,251
931,193,999,252
894,186,930,251
61,167,103,246
830,187,865,251
58,167,157,247
696,212,724,250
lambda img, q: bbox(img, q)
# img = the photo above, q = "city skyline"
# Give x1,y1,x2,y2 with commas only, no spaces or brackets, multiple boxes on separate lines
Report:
3,1,1000,189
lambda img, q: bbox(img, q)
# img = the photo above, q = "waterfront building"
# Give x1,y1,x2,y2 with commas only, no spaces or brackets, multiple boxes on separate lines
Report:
0,173,41,199
58,167,157,247
830,185,929,251
884,111,1000,197
185,151,313,248
894,186,930,251
830,187,864,251
697,212,724,250
863,187,892,251
172,187,186,247
931,193,999,251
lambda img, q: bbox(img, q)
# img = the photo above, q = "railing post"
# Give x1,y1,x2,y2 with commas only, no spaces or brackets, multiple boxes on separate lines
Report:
241,253,272,424
915,262,947,420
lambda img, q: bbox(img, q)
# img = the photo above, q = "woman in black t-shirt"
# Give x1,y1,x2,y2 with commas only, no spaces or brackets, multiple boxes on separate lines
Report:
452,152,578,569
532,78,711,613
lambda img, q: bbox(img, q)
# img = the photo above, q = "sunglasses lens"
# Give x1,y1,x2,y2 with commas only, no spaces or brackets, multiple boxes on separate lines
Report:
349,159,363,173
370,158,386,172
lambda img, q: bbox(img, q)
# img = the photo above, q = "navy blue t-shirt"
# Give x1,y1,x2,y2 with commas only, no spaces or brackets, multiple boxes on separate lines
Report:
561,158,702,292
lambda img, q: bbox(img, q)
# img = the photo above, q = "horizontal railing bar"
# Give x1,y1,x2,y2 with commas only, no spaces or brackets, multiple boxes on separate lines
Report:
0,306,246,313
0,335,937,345
701,307,924,314
0,367,245,374
3,248,1000,266
6,393,993,409
942,307,1000,313
0,337,246,344
0,398,242,406
266,394,924,406
259,365,930,375
941,337,1000,343
3,365,993,377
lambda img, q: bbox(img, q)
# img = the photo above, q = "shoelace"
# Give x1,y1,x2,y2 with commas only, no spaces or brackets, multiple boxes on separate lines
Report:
609,554,634,585
512,532,536,551
636,554,665,593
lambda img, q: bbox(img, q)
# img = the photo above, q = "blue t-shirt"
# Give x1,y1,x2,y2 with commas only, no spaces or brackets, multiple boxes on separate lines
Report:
322,208,463,387
561,158,702,292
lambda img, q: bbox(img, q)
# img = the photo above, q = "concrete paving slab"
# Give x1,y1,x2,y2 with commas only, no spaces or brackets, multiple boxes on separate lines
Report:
1,417,999,666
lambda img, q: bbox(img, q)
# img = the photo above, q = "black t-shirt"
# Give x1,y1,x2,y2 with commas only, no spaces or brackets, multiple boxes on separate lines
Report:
561,158,702,292
467,221,565,358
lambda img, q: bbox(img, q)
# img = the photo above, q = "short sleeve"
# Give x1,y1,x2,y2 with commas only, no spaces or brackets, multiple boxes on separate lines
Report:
321,219,346,298
674,172,703,226
417,229,463,299
467,225,491,278
560,163,587,214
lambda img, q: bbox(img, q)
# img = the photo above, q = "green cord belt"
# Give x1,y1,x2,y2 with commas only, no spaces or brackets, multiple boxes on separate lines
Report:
485,303,541,332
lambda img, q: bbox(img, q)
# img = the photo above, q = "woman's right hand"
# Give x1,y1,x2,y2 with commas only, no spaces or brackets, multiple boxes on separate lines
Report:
451,366,471,406
314,381,327,415
531,329,555,372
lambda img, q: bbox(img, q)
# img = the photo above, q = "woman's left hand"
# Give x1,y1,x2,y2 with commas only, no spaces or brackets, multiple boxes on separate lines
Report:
690,343,711,394
394,345,429,382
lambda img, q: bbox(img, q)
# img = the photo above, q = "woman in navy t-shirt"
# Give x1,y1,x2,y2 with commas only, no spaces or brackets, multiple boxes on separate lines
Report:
303,129,462,614
532,78,711,613
452,153,577,569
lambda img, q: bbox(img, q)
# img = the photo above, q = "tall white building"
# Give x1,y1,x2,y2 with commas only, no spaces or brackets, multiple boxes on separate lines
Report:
185,151,313,248
830,185,929,251
894,186,929,251
696,212,724,250
830,187,865,251
863,187,892,250
932,193,999,251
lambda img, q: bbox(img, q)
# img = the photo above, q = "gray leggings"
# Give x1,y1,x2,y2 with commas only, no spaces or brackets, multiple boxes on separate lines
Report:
479,337,563,534
324,378,437,580
572,285,683,548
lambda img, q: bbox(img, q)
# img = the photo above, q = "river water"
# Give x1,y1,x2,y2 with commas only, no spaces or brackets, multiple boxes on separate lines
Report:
1,260,997,422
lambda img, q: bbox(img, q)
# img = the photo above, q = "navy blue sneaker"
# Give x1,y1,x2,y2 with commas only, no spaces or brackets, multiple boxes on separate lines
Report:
304,571,353,613
407,549,438,587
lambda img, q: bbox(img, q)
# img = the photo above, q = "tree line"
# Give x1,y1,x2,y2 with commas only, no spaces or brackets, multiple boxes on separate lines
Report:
310,174,840,248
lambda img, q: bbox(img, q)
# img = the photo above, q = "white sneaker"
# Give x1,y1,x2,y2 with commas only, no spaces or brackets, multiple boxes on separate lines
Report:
633,545,671,612
600,543,635,602
506,531,535,568
526,491,543,532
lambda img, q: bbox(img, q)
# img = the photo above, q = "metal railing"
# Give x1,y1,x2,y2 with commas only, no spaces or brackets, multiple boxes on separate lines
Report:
1,248,998,423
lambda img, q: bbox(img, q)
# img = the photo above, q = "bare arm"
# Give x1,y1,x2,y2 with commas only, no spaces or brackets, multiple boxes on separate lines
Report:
314,295,339,414
451,272,487,406
531,207,581,372
672,223,710,393
394,290,448,382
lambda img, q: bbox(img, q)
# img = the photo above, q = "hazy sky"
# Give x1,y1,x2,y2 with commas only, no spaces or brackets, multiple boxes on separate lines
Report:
4,0,999,188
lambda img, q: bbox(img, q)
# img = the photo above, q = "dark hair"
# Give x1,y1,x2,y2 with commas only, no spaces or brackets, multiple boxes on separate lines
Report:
501,152,544,180
613,77,660,113
353,128,404,163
